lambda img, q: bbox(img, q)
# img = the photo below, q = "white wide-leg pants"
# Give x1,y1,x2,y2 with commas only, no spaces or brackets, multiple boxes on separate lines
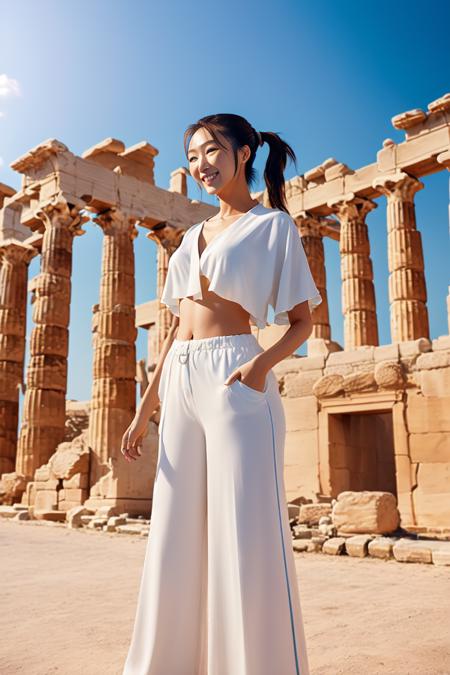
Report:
122,332,310,675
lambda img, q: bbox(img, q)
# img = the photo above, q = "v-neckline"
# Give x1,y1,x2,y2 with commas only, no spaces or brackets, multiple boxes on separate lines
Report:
197,203,260,263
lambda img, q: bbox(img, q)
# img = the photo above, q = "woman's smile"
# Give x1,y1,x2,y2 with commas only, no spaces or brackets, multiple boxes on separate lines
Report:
203,171,219,185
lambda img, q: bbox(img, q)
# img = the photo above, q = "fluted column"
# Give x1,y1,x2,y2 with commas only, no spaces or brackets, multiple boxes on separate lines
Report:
157,244,172,346
87,208,138,489
147,225,185,355
373,171,429,342
0,242,38,476
437,150,450,334
16,198,86,480
329,194,379,349
154,167,189,352
295,212,331,340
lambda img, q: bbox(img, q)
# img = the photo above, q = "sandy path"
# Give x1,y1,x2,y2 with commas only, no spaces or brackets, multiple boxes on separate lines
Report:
1,519,449,675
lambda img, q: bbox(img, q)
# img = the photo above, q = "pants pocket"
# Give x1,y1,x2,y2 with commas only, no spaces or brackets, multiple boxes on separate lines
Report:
226,375,268,401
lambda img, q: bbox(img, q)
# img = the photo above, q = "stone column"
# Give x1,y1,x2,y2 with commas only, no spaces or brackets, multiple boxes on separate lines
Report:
328,194,379,349
295,212,331,340
373,171,429,342
86,208,138,494
0,242,38,476
157,243,172,347
147,225,185,355
437,150,450,334
16,198,86,481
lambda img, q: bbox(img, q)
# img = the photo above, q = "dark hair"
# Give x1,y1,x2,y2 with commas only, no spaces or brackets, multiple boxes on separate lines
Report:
183,113,297,214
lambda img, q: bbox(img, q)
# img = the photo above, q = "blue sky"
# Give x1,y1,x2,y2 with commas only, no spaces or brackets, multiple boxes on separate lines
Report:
1,0,449,403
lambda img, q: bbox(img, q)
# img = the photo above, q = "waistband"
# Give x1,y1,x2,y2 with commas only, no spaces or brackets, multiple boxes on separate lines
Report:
171,332,259,353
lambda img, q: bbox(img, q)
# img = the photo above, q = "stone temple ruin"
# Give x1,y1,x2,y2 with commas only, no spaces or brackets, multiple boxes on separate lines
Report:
0,92,449,541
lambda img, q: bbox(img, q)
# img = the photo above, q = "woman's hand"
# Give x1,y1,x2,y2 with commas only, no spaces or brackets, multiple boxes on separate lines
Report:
120,414,150,463
224,355,268,393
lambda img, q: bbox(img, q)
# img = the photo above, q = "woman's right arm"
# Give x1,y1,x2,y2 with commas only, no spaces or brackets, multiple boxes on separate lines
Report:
121,314,179,462
137,315,179,422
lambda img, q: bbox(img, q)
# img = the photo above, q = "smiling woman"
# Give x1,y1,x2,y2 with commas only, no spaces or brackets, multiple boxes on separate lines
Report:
121,113,319,675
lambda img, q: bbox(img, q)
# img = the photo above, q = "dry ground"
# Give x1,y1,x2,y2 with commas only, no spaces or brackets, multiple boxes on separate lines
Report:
1,518,449,675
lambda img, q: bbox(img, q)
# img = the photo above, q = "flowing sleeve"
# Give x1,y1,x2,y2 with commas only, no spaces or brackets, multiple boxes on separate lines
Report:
270,215,322,325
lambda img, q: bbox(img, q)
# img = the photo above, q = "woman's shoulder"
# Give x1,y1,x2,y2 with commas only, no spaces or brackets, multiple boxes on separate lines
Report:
257,204,295,226
255,205,297,242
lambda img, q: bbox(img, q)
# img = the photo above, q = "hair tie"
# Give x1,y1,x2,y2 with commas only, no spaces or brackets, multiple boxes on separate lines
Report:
256,130,264,147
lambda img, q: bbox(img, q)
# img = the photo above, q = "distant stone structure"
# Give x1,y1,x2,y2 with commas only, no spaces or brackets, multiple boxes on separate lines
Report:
0,93,449,535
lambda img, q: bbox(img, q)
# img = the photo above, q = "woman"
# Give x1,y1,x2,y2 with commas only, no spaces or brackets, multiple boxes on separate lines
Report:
121,113,322,675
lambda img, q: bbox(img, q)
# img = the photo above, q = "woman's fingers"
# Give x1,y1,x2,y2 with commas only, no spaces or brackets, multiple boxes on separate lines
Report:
224,370,241,385
121,428,144,462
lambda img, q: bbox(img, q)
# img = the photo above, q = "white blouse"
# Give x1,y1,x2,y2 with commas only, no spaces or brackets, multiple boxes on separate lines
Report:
160,202,322,328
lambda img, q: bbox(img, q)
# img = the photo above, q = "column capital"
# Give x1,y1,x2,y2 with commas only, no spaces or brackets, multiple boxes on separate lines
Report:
373,171,424,201
0,240,38,266
147,223,186,255
295,211,324,237
93,207,139,241
327,193,377,221
34,195,88,237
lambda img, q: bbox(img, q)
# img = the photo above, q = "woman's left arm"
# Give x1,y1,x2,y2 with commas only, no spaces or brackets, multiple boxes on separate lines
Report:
253,300,313,374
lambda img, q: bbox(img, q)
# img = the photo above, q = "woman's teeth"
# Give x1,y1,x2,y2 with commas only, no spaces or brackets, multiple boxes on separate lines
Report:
204,172,219,185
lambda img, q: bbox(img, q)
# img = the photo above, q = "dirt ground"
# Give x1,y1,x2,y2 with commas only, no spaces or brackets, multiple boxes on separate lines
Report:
1,518,449,675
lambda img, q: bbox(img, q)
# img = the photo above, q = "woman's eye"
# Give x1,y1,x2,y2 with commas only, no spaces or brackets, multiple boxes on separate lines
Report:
188,147,217,162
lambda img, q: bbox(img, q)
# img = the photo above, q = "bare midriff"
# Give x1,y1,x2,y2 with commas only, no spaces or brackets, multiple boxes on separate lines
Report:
176,274,252,340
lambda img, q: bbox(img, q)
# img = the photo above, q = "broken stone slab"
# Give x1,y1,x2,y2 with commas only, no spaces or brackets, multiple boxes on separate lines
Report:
432,547,450,566
345,534,375,557
307,536,327,552
107,516,128,528
312,374,344,398
288,503,301,519
116,524,146,535
125,516,149,525
416,350,450,370
374,344,400,362
87,518,108,529
322,537,347,555
368,536,399,559
12,503,29,511
13,510,30,521
292,527,312,540
33,510,67,522
299,503,332,526
432,335,450,351
292,540,309,553
95,506,119,519
104,516,129,532
80,514,97,525
0,506,19,519
318,523,337,537
374,361,405,388
392,538,444,564
398,338,432,358
67,506,96,528
332,491,400,534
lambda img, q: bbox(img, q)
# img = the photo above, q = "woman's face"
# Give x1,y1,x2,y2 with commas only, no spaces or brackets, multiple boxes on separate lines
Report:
187,127,250,196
